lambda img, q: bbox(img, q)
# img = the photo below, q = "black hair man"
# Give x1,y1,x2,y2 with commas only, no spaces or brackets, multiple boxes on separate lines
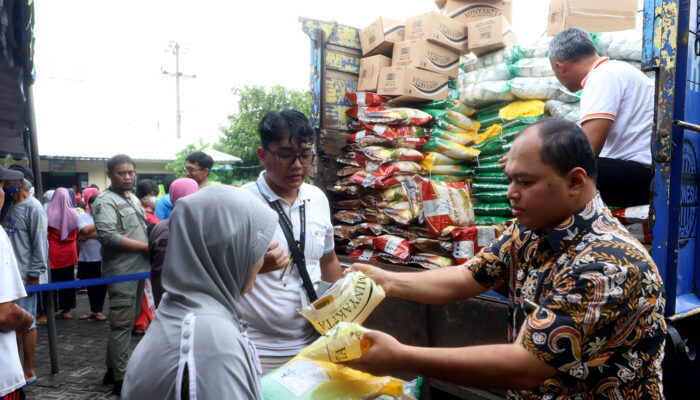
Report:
185,151,214,188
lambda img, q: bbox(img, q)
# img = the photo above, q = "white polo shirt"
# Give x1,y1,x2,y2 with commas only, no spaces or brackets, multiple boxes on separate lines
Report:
240,172,335,356
0,228,27,397
580,57,654,166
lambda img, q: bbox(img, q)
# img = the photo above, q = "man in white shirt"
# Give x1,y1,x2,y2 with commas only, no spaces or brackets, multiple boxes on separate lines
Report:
0,165,35,398
545,28,654,207
242,109,343,373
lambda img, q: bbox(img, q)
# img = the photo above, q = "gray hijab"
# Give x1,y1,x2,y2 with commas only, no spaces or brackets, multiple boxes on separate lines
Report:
122,186,277,400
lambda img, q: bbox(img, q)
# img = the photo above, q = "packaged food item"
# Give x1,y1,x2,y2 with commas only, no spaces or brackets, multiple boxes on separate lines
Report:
432,118,469,134
335,199,362,209
422,98,477,117
356,146,424,167
409,253,455,269
472,190,509,203
421,137,480,160
377,206,414,225
473,172,509,184
473,202,513,217
475,215,512,225
498,100,546,120
509,77,580,102
349,107,435,125
473,137,507,157
513,36,552,59
409,238,454,254
612,205,650,224
401,178,422,220
332,210,364,224
262,356,404,399
593,30,642,62
348,248,380,262
476,152,506,165
545,99,581,123
362,209,392,225
353,222,385,236
349,235,376,249
460,49,509,72
381,225,419,241
299,322,371,363
351,123,430,139
327,185,361,196
369,162,423,177
299,271,385,334
347,133,393,147
474,162,502,174
451,226,500,263
471,182,510,193
376,252,409,265
458,80,515,106
379,185,408,201
372,235,414,260
337,153,360,167
338,166,363,177
334,225,355,241
421,152,462,169
624,222,652,243
428,174,466,182
507,58,554,77
420,177,475,235
427,164,474,177
459,63,512,87
346,92,389,107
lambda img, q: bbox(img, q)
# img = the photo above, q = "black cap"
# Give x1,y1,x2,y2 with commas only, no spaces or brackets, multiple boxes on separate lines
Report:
0,165,24,182
9,164,34,184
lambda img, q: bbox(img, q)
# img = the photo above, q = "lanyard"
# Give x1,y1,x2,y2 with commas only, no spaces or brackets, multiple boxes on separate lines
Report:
269,200,306,250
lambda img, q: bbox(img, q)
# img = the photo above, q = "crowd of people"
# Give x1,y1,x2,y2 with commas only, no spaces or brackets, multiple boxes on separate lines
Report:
0,27,667,400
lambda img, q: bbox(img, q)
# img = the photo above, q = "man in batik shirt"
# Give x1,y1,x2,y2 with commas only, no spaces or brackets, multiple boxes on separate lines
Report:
349,118,666,399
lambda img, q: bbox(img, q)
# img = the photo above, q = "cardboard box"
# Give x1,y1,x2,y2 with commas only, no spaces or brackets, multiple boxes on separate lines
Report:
377,66,449,102
547,0,637,36
357,55,392,92
392,39,460,79
360,17,406,57
443,1,513,25
406,12,468,54
467,15,517,56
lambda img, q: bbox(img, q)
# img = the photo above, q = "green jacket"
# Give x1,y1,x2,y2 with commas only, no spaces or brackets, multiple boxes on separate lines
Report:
93,188,149,277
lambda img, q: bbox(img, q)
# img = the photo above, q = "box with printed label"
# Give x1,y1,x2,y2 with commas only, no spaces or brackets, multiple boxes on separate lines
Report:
377,66,449,102
359,17,406,57
442,0,513,25
357,55,392,92
547,0,637,36
467,15,517,56
392,39,460,79
405,11,468,54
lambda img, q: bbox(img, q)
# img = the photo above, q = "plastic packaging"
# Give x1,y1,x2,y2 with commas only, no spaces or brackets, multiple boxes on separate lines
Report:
545,100,581,123
474,215,512,225
423,99,477,117
507,57,553,77
612,205,650,224
409,238,454,255
409,253,455,269
593,30,642,62
451,226,500,263
513,36,552,59
421,137,480,160
355,147,424,167
346,92,388,107
473,172,509,184
460,49,509,72
427,164,474,177
472,190,508,203
509,77,580,102
299,271,386,334
299,322,371,363
458,80,515,106
349,107,434,125
459,63,512,87
473,202,513,217
498,100,546,120
372,235,414,260
420,177,475,235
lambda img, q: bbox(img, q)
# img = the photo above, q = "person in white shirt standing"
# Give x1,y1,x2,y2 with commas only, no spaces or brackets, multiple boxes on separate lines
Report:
548,28,654,207
0,165,35,399
242,109,344,374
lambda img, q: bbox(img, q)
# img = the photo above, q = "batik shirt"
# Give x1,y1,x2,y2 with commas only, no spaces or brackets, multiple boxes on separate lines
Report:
468,195,666,400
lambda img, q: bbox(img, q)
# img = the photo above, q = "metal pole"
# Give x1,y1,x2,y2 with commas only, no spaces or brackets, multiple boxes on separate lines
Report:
23,84,59,373
175,43,181,139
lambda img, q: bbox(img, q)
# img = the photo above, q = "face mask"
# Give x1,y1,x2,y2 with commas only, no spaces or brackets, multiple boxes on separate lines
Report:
5,181,19,198
147,196,157,206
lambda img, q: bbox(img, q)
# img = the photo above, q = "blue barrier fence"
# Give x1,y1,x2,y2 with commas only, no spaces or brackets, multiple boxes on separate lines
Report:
25,272,151,293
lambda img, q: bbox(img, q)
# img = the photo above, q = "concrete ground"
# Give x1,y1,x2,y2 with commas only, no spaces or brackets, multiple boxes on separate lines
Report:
23,291,141,399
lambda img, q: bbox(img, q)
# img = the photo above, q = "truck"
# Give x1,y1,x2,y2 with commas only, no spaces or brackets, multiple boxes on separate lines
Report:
300,0,700,398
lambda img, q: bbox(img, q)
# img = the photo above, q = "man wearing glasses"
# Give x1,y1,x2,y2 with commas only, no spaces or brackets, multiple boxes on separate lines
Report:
242,109,343,373
184,151,214,189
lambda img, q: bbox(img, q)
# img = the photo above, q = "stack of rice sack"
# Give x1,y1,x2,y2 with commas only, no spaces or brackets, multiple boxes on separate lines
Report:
331,92,480,270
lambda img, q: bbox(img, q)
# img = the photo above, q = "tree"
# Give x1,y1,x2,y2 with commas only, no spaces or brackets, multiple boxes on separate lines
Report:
214,85,311,181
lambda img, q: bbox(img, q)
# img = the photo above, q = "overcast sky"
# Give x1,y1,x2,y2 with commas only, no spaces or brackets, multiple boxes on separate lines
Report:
35,0,640,156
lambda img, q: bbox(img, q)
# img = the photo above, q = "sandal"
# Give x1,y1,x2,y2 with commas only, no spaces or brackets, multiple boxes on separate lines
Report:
95,312,107,321
36,315,47,325
55,312,72,320
80,312,97,320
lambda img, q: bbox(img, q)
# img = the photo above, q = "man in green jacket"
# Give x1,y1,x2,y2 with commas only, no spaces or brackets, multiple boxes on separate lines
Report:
93,154,149,396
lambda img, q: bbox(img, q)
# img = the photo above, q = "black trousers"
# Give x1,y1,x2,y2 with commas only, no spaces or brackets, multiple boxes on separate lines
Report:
78,261,106,313
51,266,76,312
596,157,652,207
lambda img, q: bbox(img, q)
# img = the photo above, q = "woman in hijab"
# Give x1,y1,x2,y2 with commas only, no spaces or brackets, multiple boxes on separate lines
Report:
46,188,79,319
148,178,199,307
122,185,278,400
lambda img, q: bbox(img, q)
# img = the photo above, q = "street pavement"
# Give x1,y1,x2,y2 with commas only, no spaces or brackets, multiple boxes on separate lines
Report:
23,292,142,399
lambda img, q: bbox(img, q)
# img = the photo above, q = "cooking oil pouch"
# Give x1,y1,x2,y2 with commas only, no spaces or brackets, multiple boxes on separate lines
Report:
471,182,510,193
428,164,474,177
423,98,476,117
429,128,474,146
298,271,386,335
474,162,502,174
473,137,507,156
473,202,514,217
262,356,404,400
476,152,506,164
299,322,371,363
427,174,465,182
409,253,455,269
421,152,462,169
473,172,509,185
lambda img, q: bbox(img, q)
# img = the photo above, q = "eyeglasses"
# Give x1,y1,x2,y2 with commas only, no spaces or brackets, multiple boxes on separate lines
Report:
184,166,204,174
264,148,316,166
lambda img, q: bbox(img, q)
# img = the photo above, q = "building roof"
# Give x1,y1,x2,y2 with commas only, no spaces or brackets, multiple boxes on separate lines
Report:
39,136,241,164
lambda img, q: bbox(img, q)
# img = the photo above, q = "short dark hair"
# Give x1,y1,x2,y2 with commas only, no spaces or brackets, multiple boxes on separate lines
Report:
258,109,314,149
87,194,98,208
90,183,100,190
107,154,135,173
520,118,597,182
163,174,176,194
9,163,34,184
549,28,598,62
136,179,157,199
185,151,214,170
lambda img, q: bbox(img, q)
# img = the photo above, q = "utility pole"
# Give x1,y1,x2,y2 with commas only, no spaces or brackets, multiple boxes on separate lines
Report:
162,42,196,139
